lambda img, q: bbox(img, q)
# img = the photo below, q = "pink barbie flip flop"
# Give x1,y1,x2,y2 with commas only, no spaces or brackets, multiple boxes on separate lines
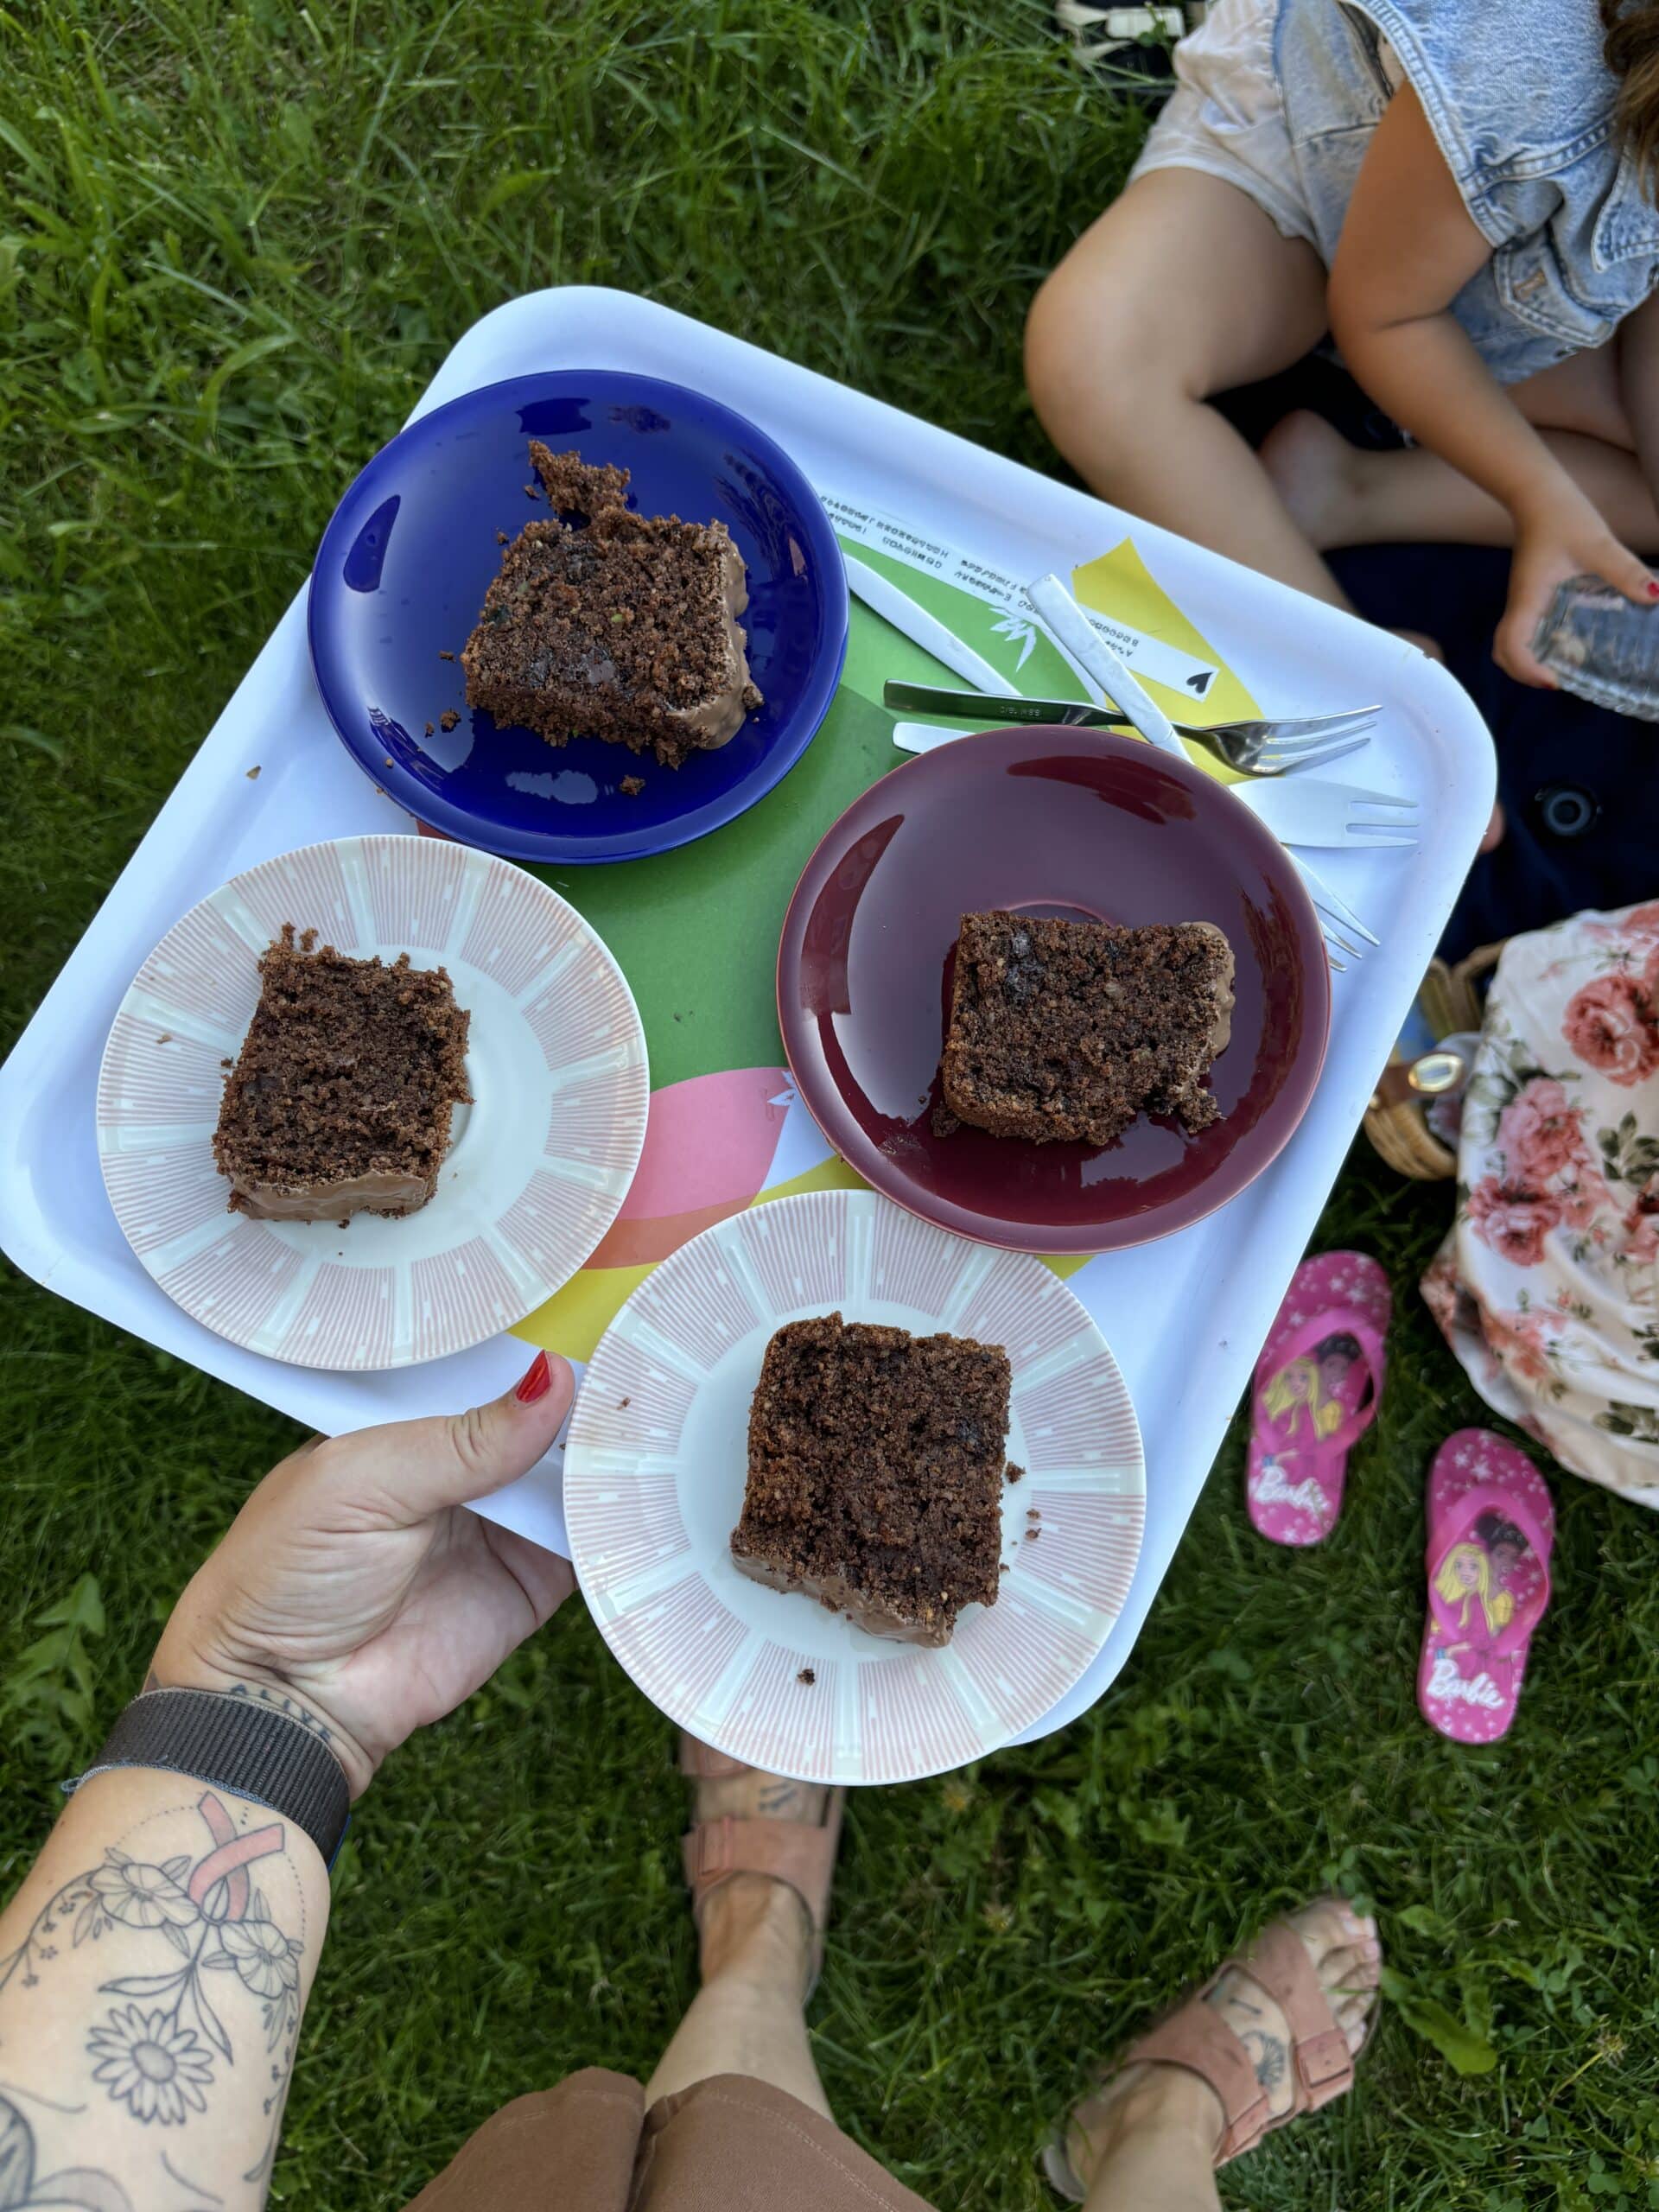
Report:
1247,1253,1391,1546
1418,1429,1554,1745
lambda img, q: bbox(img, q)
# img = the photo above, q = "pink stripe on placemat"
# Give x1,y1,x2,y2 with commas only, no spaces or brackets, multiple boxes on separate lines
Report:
158,1223,304,1342
1018,1494,1146,1614
99,1019,232,1126
99,1145,227,1251
579,1340,697,1452
547,1067,652,1175
607,1573,748,1711
628,1236,763,1370
959,1259,1091,1374
363,835,468,951
460,865,581,996
137,901,261,1035
1017,1353,1141,1471
725,1643,837,1777
236,842,356,950
618,1070,791,1219
957,1586,1096,1730
277,1263,395,1369
410,1238,520,1364
869,1200,963,1315
497,1169,602,1287
860,1652,982,1783
566,1475,690,1584
734,1190,848,1313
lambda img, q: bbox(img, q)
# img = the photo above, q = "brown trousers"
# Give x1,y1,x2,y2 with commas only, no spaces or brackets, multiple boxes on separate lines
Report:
405,2069,939,2212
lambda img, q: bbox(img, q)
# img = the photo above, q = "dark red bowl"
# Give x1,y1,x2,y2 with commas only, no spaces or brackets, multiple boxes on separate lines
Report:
776,727,1331,1253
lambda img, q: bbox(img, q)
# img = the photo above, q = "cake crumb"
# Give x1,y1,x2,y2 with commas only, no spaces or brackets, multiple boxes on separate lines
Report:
1024,1527,1040,1541
1027,1508,1041,1522
999,1562,1009,1574
931,1103,961,1138
245,765,261,780
620,774,645,798
524,482,539,498
384,757,394,768
220,1057,233,1068
156,1033,173,1045
618,1396,631,1409
798,1668,817,1687
439,650,455,661
424,721,435,736
439,709,460,732
1004,1462,1024,1485
495,529,510,545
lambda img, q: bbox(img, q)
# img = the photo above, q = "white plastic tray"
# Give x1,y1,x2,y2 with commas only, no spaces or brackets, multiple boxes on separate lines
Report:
0,286,1494,1745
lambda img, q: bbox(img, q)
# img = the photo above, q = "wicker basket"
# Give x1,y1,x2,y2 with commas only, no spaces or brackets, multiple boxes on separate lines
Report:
1363,940,1506,1180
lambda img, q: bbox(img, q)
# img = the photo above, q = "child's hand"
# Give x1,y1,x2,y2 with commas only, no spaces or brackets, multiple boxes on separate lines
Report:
1497,484,1658,687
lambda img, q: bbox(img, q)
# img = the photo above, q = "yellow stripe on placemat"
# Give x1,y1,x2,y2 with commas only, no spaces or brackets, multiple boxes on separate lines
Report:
1072,541,1259,785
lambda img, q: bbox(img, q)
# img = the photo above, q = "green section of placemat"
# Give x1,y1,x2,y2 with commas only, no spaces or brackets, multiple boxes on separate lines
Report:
517,558,1061,1090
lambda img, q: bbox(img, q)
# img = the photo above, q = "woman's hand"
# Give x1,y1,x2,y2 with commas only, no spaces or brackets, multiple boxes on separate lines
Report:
150,1351,577,1795
1497,482,1659,686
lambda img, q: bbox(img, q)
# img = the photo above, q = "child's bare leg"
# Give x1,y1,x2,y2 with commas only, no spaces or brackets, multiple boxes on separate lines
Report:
1026,171,1340,603
1265,340,1659,552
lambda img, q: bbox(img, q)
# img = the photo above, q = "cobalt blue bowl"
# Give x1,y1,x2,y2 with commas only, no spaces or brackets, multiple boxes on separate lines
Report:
308,370,849,863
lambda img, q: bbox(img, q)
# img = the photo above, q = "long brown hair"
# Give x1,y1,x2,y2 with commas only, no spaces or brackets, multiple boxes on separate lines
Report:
1603,0,1659,182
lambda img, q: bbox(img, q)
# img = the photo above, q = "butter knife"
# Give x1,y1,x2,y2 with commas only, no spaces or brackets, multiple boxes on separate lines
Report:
842,555,1007,693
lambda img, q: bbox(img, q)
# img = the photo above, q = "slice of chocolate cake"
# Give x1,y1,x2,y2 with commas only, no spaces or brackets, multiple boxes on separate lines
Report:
731,1313,1009,1646
213,927,471,1224
939,910,1234,1147
461,442,762,768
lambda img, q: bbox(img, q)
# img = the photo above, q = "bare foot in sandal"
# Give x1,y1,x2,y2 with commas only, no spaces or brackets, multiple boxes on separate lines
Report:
645,1736,845,2117
1046,1894,1382,2204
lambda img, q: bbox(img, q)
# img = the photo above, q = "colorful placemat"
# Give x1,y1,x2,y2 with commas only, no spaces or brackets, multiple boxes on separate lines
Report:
505,524,1253,1370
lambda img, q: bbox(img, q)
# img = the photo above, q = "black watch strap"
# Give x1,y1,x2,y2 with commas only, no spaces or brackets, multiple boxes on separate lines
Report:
68,1688,352,1868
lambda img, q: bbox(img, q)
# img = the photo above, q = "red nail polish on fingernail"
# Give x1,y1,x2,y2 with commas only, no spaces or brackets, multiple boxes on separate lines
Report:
1648,581,1659,599
515,1351,552,1404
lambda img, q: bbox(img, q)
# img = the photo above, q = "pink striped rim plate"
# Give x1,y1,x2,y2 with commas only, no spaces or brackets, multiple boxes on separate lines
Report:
96,835,648,1370
564,1189,1145,1784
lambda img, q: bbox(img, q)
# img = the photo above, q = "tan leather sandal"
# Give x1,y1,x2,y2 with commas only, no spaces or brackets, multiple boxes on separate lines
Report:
678,1732,845,1996
1043,1916,1365,2197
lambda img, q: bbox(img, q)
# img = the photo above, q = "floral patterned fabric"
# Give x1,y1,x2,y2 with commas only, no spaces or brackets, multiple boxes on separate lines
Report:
1422,899,1659,1510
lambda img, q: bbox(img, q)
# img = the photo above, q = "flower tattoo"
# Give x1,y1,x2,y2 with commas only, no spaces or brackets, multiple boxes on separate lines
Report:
0,1793,303,2133
86,2005,215,2126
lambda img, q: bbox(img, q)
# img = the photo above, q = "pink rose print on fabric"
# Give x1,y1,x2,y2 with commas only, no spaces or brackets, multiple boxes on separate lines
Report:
1626,1189,1659,1268
1466,1178,1562,1268
1562,973,1659,1088
1498,1079,1589,1184
1484,1306,1555,1386
1497,1078,1602,1226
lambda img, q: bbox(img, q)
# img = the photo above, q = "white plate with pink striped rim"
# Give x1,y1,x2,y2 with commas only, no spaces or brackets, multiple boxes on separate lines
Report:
95,834,647,1370
564,1187,1145,1784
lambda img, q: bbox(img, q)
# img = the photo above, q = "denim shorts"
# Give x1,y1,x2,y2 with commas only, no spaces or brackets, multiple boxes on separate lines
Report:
1128,0,1398,257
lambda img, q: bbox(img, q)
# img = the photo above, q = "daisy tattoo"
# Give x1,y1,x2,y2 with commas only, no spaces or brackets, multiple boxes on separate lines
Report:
0,1792,302,2132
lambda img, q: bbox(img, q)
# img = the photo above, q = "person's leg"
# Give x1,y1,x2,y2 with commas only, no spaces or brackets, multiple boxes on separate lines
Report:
644,1765,834,2120
1026,170,1339,602
1265,337,1659,552
1060,1896,1382,2212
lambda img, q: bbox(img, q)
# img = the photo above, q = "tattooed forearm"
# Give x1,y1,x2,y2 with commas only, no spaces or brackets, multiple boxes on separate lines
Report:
0,2086,137,2211
2,1793,302,2133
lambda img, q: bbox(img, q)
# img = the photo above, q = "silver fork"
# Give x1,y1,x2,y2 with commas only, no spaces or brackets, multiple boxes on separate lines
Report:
881,681,1378,776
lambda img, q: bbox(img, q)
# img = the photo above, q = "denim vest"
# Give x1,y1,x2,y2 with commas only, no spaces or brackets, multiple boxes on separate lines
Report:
1274,0,1659,383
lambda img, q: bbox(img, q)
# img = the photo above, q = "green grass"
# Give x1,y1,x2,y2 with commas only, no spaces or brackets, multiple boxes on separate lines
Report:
3,5,1657,2206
